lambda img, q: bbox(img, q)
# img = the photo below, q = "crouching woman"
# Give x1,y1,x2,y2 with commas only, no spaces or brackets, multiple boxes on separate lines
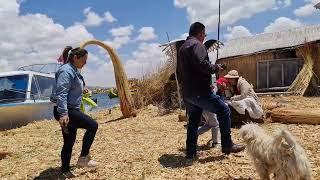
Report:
50,47,99,175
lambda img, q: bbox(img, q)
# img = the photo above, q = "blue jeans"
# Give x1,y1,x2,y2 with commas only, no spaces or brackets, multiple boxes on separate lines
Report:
184,93,233,158
53,107,98,172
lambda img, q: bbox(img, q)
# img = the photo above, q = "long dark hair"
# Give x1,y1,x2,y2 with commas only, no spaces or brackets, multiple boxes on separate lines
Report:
62,46,88,64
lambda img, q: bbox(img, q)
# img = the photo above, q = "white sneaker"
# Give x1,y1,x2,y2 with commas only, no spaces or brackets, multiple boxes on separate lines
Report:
76,155,99,168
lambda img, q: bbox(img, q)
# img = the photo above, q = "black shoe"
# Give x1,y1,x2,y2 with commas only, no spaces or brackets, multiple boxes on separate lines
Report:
222,144,245,154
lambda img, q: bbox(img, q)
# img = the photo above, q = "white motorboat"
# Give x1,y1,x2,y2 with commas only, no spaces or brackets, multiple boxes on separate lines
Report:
0,64,58,130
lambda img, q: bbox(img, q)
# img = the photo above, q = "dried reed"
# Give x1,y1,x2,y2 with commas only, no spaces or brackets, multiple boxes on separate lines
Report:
288,43,318,95
80,40,136,118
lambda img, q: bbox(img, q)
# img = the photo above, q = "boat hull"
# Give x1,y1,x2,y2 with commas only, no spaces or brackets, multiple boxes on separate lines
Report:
0,102,54,131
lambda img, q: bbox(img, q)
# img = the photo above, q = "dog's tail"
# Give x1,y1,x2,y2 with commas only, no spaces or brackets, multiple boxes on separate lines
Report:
279,129,298,148
274,128,299,152
274,128,312,179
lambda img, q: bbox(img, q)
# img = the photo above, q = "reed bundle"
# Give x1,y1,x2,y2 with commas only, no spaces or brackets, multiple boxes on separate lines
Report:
288,43,319,95
80,40,136,118
271,108,320,125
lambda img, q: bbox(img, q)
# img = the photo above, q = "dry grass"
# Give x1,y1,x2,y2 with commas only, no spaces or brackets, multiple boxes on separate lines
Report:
0,96,319,179
133,66,175,109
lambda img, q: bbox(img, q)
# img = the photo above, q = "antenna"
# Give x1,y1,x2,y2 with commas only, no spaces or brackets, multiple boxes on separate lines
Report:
216,0,221,60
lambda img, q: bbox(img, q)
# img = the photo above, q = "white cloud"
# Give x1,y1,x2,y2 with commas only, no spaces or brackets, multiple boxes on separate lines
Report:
82,60,116,87
264,17,302,33
124,43,167,78
104,11,117,23
0,1,94,72
294,4,317,17
104,36,131,50
274,0,291,9
284,0,291,7
0,1,165,87
180,33,188,39
82,7,117,27
224,26,253,40
109,25,134,37
173,0,291,31
103,25,136,50
0,1,123,87
17,0,26,4
84,42,167,86
136,27,157,41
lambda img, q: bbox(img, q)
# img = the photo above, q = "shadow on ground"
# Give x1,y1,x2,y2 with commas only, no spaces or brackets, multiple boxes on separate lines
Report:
158,154,189,168
34,167,65,180
104,116,126,124
158,153,227,168
197,154,226,164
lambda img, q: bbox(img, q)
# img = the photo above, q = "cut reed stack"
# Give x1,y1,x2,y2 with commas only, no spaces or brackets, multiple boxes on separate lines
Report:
80,39,136,118
288,43,320,96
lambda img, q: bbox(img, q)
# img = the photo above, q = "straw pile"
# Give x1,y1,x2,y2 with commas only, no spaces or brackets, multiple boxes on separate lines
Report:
288,43,319,96
132,67,176,108
0,96,319,179
132,40,182,108
80,40,136,118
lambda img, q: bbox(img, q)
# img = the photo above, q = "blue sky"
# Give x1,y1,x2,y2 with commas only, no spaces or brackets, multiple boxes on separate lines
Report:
1,0,319,87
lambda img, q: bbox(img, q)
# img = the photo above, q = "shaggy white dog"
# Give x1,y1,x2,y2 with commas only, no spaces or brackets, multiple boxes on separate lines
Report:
239,124,312,180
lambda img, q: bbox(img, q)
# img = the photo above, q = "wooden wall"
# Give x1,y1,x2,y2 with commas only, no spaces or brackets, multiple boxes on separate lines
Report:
217,52,274,88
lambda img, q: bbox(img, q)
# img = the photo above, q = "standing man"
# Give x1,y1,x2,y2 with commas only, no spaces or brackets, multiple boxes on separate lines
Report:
177,22,245,161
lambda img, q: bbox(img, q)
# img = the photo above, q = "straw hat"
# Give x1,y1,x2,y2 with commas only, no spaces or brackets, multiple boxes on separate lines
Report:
224,70,240,79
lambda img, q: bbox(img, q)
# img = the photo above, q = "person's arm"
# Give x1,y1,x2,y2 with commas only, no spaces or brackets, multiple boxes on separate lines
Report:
231,80,250,101
56,70,73,117
193,43,220,74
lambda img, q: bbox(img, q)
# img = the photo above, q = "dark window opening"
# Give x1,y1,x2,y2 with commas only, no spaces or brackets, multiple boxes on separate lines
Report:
257,59,303,89
0,75,29,104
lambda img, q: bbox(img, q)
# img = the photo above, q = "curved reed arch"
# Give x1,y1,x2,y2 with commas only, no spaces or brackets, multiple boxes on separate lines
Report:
80,39,136,118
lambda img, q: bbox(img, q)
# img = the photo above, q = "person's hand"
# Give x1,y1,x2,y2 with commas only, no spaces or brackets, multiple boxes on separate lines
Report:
230,96,236,101
217,64,224,71
59,115,69,127
83,87,89,94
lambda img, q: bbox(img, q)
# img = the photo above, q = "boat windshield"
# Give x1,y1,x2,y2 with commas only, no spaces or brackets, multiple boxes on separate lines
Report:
0,75,29,104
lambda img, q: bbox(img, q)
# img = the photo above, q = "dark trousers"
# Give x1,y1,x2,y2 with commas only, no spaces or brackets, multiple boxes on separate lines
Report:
184,93,233,158
53,107,98,172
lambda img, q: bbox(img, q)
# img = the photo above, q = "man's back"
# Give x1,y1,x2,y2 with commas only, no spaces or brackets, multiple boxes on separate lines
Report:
177,36,213,98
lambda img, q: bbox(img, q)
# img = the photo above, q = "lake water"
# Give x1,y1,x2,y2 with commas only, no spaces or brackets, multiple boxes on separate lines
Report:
88,93,120,112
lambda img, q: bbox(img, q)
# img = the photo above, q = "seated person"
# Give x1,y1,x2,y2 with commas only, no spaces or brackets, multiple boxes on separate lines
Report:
215,77,235,100
224,70,264,121
224,70,258,101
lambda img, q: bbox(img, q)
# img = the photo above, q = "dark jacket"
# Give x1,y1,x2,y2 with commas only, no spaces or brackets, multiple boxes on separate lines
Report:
177,36,219,98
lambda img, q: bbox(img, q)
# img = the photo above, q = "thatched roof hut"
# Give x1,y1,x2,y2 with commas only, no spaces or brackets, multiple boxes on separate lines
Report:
217,25,320,60
216,25,320,95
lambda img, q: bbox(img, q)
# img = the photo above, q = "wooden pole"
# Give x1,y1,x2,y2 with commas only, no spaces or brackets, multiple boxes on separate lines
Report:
166,32,182,110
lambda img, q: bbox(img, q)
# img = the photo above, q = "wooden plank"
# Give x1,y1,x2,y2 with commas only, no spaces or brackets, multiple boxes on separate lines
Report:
256,91,295,96
271,109,320,125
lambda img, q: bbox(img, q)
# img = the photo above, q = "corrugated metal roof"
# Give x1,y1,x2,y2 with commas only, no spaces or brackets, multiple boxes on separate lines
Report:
218,25,320,59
